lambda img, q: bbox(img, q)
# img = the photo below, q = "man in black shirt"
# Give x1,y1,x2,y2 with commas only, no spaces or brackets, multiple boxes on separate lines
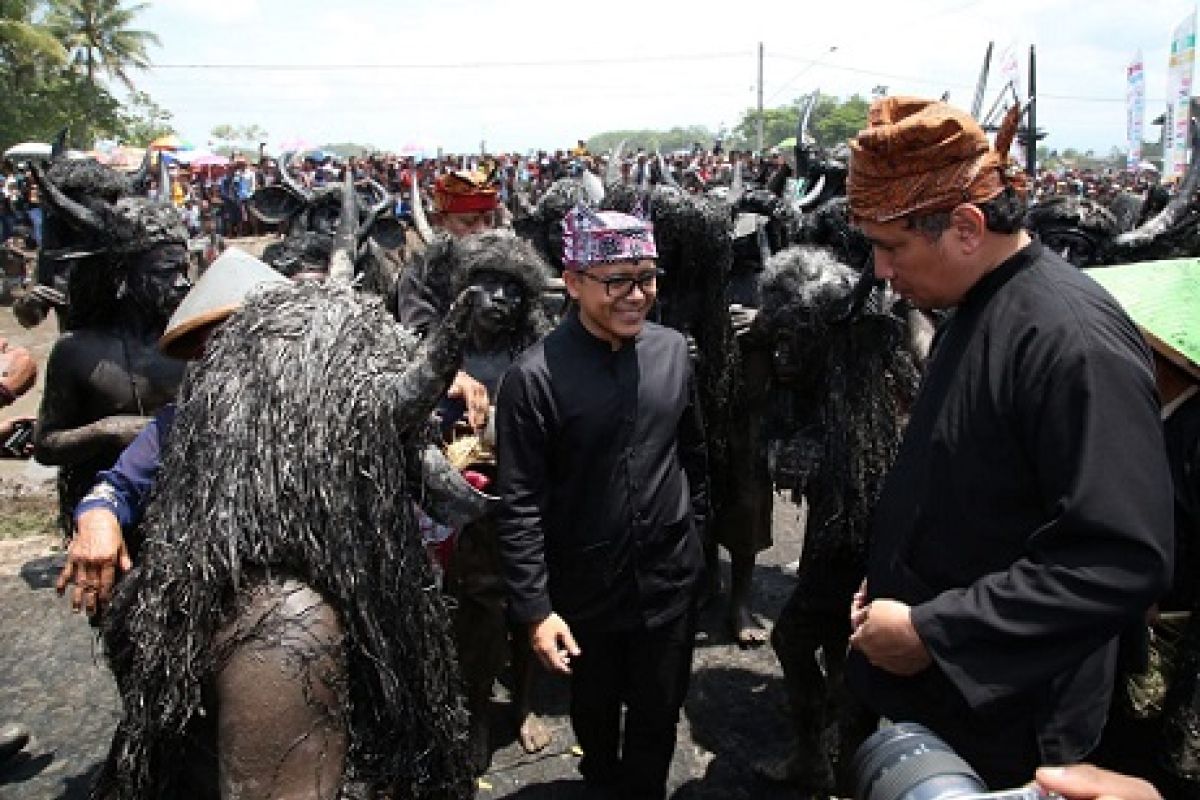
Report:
843,97,1174,786
494,206,707,799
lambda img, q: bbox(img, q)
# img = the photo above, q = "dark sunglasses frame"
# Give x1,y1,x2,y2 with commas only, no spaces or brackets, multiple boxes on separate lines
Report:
578,268,663,298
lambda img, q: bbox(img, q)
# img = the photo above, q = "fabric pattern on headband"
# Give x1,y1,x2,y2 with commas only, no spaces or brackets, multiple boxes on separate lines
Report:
561,204,658,270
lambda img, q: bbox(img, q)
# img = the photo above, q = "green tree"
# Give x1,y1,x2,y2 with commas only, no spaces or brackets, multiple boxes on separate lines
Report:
118,88,173,145
210,123,271,156
47,0,158,90
731,93,869,153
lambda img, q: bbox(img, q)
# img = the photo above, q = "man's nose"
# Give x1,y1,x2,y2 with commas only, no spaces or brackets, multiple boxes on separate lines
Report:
872,248,894,280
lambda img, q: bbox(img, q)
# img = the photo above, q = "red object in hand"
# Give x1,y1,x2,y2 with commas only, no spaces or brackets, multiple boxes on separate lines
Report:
463,469,491,492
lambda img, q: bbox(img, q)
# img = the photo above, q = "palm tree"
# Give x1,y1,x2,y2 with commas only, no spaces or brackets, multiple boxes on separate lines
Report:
0,0,67,68
47,0,158,90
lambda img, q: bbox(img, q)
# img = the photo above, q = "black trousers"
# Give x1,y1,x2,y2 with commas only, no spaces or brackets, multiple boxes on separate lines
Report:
569,608,696,800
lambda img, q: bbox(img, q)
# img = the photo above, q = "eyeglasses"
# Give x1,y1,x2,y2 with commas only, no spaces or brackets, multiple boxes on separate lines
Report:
577,268,663,298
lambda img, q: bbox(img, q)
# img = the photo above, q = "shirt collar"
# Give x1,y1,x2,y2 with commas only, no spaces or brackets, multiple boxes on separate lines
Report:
565,306,642,353
960,239,1043,311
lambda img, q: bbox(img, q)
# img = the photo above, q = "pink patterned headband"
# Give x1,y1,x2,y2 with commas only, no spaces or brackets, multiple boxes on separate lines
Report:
561,205,657,270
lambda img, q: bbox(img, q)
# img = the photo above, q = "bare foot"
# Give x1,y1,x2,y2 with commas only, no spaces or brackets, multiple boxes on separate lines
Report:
731,603,768,647
517,711,551,753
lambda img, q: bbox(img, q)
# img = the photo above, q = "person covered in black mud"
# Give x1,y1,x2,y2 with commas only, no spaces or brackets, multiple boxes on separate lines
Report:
494,206,707,800
58,248,485,799
403,229,559,772
747,240,920,796
397,168,505,431
28,160,189,536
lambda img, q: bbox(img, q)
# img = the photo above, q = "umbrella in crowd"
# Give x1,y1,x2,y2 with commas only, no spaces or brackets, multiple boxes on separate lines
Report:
4,142,52,160
177,151,229,168
149,134,193,152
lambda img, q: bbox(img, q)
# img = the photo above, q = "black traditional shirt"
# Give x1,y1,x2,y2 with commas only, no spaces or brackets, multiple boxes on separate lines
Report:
848,241,1174,775
494,310,708,630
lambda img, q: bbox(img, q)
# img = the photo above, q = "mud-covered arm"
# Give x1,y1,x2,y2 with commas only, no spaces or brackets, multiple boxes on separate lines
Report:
73,405,174,533
34,337,151,466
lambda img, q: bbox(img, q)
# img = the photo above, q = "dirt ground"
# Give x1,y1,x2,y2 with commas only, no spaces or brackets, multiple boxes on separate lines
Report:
0,239,816,799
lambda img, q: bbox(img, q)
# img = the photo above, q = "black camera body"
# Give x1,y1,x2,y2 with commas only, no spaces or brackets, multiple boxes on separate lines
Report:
853,723,1054,800
2,418,34,457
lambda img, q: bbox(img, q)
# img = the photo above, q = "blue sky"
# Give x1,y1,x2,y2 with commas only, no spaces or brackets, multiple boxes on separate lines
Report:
126,0,1198,155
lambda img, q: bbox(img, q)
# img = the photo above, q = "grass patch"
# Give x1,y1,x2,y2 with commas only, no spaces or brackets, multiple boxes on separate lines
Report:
0,493,58,540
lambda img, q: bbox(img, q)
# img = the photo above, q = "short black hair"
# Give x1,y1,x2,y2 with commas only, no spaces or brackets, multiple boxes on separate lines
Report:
905,186,1028,238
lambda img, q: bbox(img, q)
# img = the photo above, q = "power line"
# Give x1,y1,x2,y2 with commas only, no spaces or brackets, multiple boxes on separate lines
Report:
150,51,751,71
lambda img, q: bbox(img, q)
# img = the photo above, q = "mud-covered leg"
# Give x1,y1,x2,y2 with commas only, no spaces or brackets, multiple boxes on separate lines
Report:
214,580,348,800
509,622,551,754
729,550,767,647
757,586,837,794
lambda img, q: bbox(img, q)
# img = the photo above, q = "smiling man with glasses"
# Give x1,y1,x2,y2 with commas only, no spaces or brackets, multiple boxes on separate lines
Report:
494,206,708,799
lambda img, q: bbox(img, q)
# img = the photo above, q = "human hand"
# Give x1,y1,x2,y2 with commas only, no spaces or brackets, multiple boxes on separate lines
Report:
0,339,37,401
848,598,932,676
729,304,759,339
529,613,581,675
56,507,132,616
447,370,489,430
1034,764,1162,800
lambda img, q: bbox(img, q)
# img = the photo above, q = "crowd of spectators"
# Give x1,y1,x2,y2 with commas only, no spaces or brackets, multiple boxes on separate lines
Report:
0,142,1180,252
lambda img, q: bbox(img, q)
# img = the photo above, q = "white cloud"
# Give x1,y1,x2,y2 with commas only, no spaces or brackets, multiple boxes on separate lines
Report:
127,0,1200,154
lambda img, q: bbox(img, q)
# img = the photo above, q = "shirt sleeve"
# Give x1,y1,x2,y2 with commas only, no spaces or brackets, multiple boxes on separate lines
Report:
493,365,554,624
911,327,1175,709
678,358,709,534
73,404,175,533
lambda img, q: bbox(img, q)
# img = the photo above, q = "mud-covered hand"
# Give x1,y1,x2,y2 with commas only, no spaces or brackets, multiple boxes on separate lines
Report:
447,370,490,430
529,613,581,675
848,597,931,676
1035,764,1162,800
56,507,132,616
729,304,759,339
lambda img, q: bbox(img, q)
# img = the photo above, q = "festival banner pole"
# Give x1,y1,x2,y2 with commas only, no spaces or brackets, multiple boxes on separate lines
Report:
1128,51,1145,169
1164,12,1196,181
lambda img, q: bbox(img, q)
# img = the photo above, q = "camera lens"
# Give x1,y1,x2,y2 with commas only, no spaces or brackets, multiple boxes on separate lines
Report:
852,723,988,800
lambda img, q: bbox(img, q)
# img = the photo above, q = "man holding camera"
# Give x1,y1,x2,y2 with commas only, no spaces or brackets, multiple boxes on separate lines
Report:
843,97,1173,787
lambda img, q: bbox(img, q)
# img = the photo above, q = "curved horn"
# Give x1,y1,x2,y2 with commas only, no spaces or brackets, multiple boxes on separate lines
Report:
797,174,827,211
417,443,496,527
831,262,881,324
128,148,153,193
756,221,772,264
30,164,106,236
157,152,172,204
606,139,626,184
390,286,479,432
355,177,393,248
656,153,681,189
1110,117,1200,254
410,171,436,245
276,150,313,203
800,89,819,147
328,168,358,284
51,128,68,159
729,161,744,207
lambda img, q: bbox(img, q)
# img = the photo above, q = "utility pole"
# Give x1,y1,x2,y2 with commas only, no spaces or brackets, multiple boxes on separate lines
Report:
757,42,765,154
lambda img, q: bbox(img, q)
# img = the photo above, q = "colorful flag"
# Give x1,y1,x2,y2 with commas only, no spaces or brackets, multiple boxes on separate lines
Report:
1127,52,1145,168
1164,12,1196,180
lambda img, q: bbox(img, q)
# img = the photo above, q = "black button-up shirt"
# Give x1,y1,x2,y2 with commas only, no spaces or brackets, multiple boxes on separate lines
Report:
494,310,708,630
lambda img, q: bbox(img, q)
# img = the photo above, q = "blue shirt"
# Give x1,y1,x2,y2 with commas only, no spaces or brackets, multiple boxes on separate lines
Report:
74,405,175,532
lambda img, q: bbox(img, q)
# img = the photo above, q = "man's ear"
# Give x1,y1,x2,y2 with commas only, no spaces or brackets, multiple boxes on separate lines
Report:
949,203,986,255
562,270,582,300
